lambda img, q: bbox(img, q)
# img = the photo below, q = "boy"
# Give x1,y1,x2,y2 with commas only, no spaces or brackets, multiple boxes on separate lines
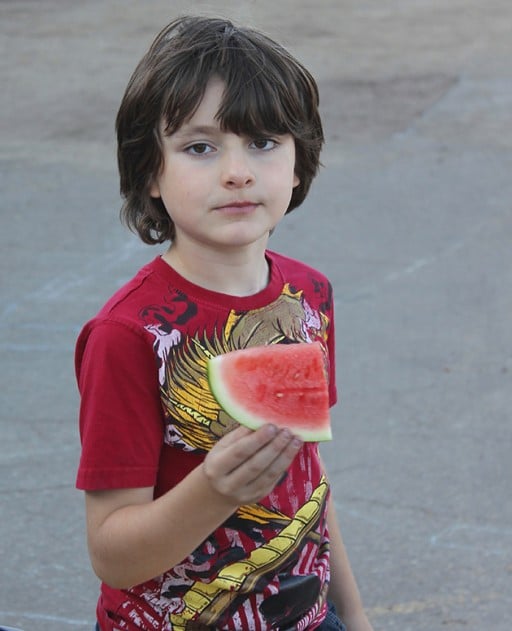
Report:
76,15,374,631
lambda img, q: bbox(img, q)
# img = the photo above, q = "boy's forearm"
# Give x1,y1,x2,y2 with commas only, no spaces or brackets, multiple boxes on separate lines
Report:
86,424,301,589
86,464,238,589
326,496,374,630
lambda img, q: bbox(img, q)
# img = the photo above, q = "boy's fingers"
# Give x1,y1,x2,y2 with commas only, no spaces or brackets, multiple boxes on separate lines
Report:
212,423,278,461
205,424,271,479
233,436,303,500
214,424,252,447
248,434,303,485
224,429,302,485
205,425,302,491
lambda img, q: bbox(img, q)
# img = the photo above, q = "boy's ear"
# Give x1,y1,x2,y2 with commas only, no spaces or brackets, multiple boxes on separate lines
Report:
293,174,300,188
149,179,161,198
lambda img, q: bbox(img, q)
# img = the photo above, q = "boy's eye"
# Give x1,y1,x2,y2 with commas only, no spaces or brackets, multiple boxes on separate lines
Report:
250,138,277,151
186,143,214,155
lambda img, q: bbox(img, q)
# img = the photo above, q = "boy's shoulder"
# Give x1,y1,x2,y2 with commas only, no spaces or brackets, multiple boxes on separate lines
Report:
93,256,163,319
78,256,168,341
75,256,171,367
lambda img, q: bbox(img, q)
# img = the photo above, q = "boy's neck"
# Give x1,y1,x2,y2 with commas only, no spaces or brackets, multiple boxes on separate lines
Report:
162,242,270,297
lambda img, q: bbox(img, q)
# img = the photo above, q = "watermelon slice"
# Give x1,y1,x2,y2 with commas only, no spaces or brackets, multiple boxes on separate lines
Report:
207,342,332,442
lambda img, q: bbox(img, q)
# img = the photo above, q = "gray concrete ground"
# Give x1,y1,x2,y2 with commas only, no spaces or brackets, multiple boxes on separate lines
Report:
1,1,511,629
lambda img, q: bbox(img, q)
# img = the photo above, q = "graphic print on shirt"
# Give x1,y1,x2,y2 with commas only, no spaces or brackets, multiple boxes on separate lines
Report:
143,281,332,630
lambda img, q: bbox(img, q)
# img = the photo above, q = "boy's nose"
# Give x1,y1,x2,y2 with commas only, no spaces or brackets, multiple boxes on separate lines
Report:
220,152,255,188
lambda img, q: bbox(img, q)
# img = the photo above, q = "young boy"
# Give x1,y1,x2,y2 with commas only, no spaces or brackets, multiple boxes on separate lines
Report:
76,15,374,631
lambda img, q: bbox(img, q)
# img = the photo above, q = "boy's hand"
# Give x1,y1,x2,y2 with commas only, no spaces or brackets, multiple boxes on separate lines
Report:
202,424,302,505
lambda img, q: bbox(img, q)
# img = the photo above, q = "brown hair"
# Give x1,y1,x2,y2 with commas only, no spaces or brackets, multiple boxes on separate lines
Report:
116,15,324,244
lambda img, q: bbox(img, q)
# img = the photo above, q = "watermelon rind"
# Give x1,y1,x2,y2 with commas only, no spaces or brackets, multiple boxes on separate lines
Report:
207,343,332,442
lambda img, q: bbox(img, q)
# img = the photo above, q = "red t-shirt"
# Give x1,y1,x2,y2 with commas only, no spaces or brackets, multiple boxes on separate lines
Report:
76,251,337,631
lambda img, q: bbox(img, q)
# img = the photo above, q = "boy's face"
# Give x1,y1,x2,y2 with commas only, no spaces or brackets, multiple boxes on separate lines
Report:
150,77,299,254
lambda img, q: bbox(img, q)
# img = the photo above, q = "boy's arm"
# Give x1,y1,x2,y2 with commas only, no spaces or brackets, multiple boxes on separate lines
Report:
85,424,302,589
326,493,374,631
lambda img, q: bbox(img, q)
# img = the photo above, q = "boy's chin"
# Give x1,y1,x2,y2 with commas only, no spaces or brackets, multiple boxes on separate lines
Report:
212,227,273,249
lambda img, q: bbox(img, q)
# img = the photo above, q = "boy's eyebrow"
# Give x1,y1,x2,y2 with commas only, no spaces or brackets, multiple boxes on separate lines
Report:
171,124,222,139
171,124,286,140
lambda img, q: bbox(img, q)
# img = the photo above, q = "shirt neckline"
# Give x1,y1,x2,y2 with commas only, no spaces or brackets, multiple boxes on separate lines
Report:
150,250,285,310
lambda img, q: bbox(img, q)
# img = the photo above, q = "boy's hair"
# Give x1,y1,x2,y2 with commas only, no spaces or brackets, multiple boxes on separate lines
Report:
116,15,324,244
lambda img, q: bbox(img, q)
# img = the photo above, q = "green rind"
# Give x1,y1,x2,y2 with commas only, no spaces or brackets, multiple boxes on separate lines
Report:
207,347,332,442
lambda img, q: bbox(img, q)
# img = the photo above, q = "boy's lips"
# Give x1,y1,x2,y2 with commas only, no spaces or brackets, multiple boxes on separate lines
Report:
214,201,259,213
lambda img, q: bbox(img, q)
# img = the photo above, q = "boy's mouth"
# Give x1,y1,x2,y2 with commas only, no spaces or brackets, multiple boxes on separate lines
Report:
214,201,259,213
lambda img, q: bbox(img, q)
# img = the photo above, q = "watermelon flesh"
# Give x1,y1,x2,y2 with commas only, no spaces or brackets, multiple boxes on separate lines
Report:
207,342,332,442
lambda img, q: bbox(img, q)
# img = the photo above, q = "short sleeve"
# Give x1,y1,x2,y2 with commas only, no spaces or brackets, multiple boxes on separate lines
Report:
75,319,164,490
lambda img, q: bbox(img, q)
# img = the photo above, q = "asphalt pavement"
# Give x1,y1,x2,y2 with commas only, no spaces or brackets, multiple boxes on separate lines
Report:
1,1,511,629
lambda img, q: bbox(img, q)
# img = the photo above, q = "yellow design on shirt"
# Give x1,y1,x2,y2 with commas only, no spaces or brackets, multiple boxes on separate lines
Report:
169,476,329,629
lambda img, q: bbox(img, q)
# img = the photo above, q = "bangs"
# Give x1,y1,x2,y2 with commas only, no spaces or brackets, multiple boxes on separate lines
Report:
158,21,316,139
217,65,298,138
